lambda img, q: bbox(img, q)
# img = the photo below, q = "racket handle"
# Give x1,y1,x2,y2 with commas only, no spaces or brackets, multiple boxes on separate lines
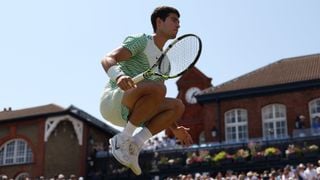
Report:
132,73,145,83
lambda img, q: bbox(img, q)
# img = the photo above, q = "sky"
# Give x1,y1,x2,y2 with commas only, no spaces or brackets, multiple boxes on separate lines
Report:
1,0,320,133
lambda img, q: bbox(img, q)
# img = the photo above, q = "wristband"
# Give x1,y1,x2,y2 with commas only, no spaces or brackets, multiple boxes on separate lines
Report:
107,65,125,81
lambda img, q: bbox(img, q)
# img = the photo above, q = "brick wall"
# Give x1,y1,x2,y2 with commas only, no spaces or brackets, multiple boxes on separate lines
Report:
208,88,320,141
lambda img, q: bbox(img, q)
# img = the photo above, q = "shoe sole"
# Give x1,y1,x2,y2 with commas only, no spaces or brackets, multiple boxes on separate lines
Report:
130,163,142,175
109,138,130,167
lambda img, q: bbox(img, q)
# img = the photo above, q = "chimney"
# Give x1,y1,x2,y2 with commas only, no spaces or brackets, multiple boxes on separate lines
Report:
2,107,12,112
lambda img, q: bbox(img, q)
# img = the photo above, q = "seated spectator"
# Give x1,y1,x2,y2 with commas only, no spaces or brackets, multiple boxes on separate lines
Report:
282,165,295,179
57,174,65,180
261,171,269,180
215,172,223,180
304,163,317,179
316,160,320,178
69,174,77,180
296,163,307,179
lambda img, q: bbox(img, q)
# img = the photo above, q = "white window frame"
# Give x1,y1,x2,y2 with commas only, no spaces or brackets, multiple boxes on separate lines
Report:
224,108,248,143
309,98,320,134
262,104,288,140
0,139,33,166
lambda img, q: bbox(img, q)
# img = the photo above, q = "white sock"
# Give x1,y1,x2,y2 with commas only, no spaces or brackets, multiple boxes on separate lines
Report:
122,121,137,136
133,128,153,147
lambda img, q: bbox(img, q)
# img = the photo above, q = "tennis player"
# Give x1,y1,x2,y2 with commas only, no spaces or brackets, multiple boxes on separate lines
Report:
100,6,193,175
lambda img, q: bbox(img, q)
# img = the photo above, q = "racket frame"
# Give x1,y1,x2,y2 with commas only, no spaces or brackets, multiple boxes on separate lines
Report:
132,34,202,83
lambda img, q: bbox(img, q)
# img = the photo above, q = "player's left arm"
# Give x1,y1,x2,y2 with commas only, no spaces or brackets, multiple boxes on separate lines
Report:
170,122,193,146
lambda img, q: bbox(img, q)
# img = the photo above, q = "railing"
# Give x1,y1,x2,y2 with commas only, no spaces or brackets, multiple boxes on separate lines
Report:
292,127,320,138
145,128,320,153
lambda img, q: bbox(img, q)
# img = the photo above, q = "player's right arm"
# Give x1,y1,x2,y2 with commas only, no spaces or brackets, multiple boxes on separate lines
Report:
101,47,136,90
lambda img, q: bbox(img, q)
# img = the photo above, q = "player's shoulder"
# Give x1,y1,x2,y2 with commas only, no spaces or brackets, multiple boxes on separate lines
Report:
127,33,155,42
122,33,152,54
123,33,151,47
125,33,150,40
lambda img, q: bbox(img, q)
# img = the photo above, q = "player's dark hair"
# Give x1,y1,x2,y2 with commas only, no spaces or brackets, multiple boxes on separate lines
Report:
151,6,180,33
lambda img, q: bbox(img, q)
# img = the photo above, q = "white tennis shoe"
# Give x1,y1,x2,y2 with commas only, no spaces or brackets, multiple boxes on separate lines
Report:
128,142,142,175
109,133,131,167
109,133,142,175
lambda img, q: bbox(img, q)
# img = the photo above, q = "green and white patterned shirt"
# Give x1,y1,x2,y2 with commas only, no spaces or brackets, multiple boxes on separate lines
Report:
109,33,164,89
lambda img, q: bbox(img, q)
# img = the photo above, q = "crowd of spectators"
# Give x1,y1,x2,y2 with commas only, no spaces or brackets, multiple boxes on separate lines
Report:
143,136,178,151
161,161,320,180
0,174,83,180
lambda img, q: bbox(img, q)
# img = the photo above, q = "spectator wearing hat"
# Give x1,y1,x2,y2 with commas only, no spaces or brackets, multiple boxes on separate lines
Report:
1,175,8,180
57,174,65,180
245,171,253,180
296,163,307,180
251,172,259,180
69,174,77,180
238,173,246,180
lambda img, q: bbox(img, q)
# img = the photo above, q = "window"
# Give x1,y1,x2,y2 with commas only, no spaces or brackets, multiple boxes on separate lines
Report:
225,109,248,143
0,139,33,166
309,98,320,134
309,98,320,114
262,104,287,140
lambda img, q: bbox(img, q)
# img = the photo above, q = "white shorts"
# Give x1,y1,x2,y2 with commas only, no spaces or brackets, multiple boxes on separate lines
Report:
100,87,129,127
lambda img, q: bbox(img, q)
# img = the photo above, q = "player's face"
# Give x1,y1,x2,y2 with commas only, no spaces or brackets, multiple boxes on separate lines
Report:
158,13,180,39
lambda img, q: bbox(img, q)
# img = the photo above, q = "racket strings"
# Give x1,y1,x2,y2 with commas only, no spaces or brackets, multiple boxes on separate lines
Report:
159,36,201,77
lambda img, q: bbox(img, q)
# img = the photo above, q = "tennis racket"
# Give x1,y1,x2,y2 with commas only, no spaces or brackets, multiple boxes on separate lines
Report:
132,34,202,83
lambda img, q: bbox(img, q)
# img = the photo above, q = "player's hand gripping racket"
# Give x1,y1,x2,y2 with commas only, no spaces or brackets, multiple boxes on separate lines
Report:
132,34,202,83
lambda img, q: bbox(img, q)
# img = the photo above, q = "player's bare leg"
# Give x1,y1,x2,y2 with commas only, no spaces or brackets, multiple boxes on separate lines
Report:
113,81,184,175
144,98,184,134
122,81,167,126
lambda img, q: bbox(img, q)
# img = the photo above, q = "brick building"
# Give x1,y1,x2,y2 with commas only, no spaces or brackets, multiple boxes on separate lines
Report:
175,54,320,144
0,104,118,179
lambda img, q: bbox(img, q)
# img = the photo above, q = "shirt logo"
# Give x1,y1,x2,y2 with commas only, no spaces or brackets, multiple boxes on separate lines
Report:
114,138,120,150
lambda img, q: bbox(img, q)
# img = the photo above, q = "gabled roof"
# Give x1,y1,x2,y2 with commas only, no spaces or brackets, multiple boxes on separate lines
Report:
0,104,64,121
0,104,119,135
205,54,320,93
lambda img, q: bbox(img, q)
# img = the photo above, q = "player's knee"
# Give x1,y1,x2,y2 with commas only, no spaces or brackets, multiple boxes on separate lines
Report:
148,83,166,97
